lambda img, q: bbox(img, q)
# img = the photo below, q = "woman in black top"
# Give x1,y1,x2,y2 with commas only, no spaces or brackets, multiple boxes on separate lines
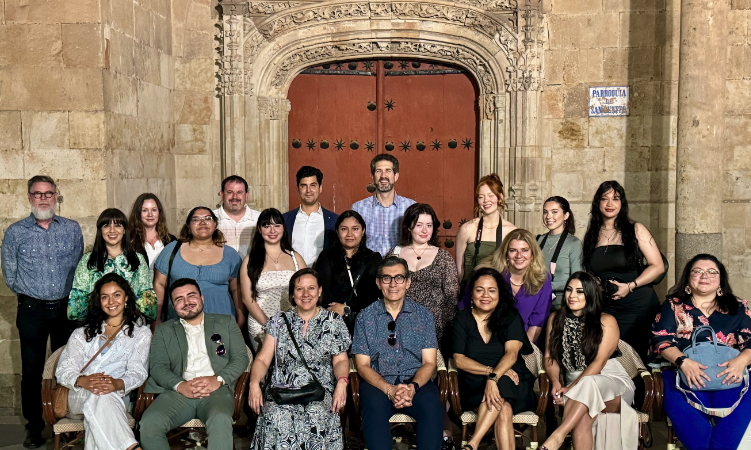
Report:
582,180,664,362
453,267,536,450
314,210,382,334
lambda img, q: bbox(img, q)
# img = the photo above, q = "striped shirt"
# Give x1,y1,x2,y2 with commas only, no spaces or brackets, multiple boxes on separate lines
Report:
351,193,416,257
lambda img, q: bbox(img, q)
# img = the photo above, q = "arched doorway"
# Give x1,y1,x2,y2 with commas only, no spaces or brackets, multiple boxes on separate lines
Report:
287,59,479,253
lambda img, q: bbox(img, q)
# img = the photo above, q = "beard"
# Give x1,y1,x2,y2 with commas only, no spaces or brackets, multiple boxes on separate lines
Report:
375,178,394,193
31,205,55,221
176,305,204,321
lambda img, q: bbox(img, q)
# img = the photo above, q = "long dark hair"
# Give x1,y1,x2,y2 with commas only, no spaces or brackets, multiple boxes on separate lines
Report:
88,208,140,272
179,206,226,245
670,254,737,315
547,272,603,379
399,203,440,247
246,208,294,300
128,193,174,260
467,268,518,339
333,210,368,249
582,181,639,271
83,273,145,341
543,196,575,235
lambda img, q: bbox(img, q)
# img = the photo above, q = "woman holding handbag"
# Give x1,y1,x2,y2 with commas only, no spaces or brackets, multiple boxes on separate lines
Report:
56,273,151,450
249,268,351,450
651,254,751,450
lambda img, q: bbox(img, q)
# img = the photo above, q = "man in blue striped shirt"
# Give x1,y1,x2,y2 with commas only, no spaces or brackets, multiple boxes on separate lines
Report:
351,155,415,256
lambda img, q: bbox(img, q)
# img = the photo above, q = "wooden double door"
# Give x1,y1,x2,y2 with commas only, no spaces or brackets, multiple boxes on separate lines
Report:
287,59,479,253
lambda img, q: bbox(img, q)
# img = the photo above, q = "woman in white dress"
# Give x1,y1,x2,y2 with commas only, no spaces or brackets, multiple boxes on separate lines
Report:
241,208,306,351
56,273,151,450
542,272,637,450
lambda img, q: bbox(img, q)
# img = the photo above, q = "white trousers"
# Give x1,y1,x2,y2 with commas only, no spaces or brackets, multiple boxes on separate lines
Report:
68,389,137,450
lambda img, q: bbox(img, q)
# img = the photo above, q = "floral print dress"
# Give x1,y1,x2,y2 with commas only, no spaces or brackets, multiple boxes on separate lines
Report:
650,295,751,360
68,253,156,321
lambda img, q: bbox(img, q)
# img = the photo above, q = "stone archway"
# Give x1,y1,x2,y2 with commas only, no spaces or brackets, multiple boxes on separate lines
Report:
217,0,547,230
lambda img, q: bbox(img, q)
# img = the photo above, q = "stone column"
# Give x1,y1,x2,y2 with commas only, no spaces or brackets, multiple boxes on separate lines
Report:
674,0,729,274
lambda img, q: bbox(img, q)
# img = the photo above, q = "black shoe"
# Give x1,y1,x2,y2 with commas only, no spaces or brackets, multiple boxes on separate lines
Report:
23,431,45,449
441,436,455,450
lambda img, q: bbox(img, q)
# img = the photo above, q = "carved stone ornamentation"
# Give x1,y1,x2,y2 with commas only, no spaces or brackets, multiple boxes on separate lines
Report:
218,0,250,16
258,3,370,39
392,3,467,23
257,97,292,120
247,1,303,15
218,14,246,95
504,0,544,91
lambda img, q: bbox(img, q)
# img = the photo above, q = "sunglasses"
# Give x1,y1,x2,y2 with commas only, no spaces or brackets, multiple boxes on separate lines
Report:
387,320,397,346
211,333,226,357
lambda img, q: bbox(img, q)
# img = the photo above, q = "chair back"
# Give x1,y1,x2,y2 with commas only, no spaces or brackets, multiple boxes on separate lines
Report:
43,347,66,382
436,349,446,372
245,345,254,372
522,343,545,375
616,339,646,379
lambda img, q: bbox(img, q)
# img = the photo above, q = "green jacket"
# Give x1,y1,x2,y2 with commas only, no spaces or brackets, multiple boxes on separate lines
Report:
144,313,249,394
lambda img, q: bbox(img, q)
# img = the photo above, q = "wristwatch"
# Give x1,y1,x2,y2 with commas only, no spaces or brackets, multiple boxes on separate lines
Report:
675,356,687,368
409,381,420,393
216,375,226,385
343,305,351,317
487,372,499,383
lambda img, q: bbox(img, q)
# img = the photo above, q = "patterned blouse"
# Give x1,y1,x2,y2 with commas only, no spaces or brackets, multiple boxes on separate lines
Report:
68,253,156,321
650,295,751,360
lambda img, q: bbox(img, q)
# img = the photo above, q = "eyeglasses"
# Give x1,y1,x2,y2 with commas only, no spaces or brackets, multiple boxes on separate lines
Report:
387,320,397,346
379,274,407,285
211,333,226,357
191,216,215,224
31,191,55,199
691,269,720,278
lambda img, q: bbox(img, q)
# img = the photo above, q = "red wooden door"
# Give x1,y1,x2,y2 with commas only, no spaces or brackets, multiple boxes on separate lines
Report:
288,60,478,254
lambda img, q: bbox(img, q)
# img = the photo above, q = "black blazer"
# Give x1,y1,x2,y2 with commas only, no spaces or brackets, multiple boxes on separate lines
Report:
282,206,338,250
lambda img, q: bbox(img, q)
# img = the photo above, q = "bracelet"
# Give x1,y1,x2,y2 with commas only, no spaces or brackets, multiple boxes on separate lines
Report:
628,282,634,293
386,385,394,400
485,366,492,374
338,376,350,385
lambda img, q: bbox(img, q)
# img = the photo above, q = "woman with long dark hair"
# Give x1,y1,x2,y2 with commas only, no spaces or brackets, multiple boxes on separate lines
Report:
153,206,243,325
127,193,175,277
537,196,583,311
452,268,536,450
542,272,637,450
650,254,751,450
241,208,306,350
69,209,155,321
314,210,381,335
582,180,664,361
56,273,151,450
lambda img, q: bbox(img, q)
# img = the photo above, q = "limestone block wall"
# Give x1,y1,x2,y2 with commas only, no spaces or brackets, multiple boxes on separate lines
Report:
723,1,751,296
542,0,679,297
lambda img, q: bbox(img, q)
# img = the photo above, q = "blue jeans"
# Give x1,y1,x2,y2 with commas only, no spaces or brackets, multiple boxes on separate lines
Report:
663,369,751,450
360,380,443,450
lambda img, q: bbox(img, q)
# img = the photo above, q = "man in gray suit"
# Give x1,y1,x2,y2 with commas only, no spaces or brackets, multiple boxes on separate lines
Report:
140,278,249,450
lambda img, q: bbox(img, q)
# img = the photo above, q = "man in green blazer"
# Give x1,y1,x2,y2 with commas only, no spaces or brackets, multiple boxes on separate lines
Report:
140,278,249,450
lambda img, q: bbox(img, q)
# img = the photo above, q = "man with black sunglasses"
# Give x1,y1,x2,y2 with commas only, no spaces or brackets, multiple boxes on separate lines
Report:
140,278,249,450
352,256,443,450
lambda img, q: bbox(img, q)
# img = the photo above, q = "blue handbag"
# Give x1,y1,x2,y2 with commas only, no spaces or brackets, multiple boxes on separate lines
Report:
676,325,749,417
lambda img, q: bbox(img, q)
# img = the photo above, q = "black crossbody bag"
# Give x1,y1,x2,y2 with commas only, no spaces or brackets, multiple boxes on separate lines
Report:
538,229,569,282
267,314,326,405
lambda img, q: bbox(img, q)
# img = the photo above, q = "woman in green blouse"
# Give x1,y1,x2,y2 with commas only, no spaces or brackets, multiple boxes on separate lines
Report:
68,208,156,321
536,196,583,311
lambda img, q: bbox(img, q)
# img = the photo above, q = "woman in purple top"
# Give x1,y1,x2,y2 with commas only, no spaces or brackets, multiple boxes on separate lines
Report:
478,229,553,344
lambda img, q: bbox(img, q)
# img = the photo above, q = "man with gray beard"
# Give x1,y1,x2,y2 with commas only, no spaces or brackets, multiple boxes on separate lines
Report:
1,175,83,448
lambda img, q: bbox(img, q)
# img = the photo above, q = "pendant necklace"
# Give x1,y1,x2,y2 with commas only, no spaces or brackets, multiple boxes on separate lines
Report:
601,228,618,255
267,251,282,264
412,245,429,260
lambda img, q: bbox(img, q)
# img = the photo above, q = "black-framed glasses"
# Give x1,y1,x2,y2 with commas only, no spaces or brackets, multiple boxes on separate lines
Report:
387,320,397,346
211,333,226,356
31,191,55,199
379,274,407,285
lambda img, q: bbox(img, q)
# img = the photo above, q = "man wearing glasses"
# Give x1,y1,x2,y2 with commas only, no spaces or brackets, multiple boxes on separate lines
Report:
141,278,249,450
1,175,83,448
352,256,442,450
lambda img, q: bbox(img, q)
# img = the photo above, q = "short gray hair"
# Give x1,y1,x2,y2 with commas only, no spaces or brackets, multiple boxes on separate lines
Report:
27,175,57,194
376,256,410,278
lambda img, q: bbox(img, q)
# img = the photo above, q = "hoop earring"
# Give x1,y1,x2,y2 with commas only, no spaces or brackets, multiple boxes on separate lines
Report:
685,286,692,295
717,288,724,297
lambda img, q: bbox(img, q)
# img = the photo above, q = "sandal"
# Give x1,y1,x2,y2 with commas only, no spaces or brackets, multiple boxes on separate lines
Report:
462,444,475,450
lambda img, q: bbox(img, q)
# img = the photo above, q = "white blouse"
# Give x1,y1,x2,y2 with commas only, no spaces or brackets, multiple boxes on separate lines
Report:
144,240,165,278
56,322,152,395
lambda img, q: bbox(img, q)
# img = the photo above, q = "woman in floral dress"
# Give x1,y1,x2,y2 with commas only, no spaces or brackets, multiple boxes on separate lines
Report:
68,208,155,321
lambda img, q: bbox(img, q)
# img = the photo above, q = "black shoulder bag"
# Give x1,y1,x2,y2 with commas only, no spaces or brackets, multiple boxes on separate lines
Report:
161,241,183,322
470,216,503,267
268,314,326,405
538,229,568,282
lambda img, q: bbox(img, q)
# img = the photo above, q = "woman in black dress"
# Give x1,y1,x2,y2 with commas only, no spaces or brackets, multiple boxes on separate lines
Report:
453,267,536,450
314,210,382,335
582,180,664,362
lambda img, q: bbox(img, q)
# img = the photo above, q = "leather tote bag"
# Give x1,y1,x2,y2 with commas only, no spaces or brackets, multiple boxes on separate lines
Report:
676,325,749,417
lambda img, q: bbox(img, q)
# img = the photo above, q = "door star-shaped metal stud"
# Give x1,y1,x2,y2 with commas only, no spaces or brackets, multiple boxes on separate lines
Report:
400,140,411,152
363,61,374,71
334,139,345,151
306,139,316,150
462,138,473,149
431,139,442,151
365,141,375,152
399,60,409,69
385,99,395,111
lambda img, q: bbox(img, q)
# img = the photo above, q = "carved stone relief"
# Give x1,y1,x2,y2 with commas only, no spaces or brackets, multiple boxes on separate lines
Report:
257,97,292,119
247,1,303,15
258,3,370,38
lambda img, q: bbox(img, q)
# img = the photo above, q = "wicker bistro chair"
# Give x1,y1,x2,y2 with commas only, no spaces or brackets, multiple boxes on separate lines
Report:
350,350,449,427
649,361,678,446
41,346,139,450
133,346,253,446
613,340,656,450
447,343,550,448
